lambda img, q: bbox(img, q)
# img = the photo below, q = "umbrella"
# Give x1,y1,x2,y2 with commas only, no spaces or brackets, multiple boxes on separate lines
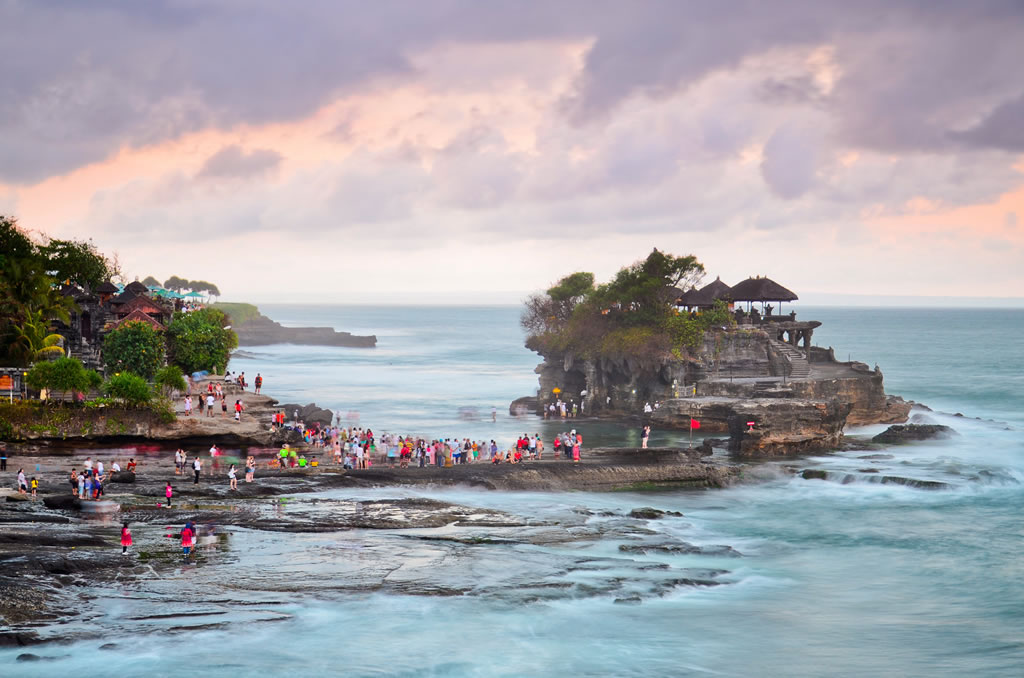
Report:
184,291,204,298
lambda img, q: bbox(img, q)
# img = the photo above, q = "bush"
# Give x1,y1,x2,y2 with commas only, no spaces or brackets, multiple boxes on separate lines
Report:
25,356,102,403
103,321,164,378
103,373,152,407
154,364,187,397
166,308,237,374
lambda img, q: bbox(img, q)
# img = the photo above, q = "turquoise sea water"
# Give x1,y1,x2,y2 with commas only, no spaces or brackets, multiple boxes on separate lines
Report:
4,305,1024,676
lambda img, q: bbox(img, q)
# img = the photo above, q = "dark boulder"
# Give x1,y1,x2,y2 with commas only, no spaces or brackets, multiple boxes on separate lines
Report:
509,396,539,416
110,471,136,484
629,507,684,519
801,469,828,480
872,424,955,444
43,495,82,511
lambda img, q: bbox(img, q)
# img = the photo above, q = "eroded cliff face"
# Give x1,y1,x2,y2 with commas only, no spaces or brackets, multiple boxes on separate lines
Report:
528,327,908,456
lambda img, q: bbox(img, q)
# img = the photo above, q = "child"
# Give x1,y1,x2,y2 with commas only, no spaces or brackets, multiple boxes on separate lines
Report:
30,476,38,499
181,522,194,559
165,482,173,507
228,464,237,491
121,522,132,555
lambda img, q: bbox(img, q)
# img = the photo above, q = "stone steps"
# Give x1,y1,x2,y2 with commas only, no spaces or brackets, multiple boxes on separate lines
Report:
769,339,810,379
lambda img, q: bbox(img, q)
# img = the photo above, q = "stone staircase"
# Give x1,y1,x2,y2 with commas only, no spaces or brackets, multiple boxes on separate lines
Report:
769,339,810,379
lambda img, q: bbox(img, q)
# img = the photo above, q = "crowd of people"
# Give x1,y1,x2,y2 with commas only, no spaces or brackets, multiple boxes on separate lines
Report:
65,456,138,501
267,425,588,469
182,379,245,422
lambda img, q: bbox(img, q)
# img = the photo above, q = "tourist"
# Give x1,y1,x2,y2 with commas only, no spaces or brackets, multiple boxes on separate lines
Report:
641,424,651,449
254,373,263,395
184,394,193,417
245,456,255,482
30,476,38,498
643,402,653,414
126,458,137,473
111,460,121,473
491,406,497,422
0,442,7,471
278,445,289,468
234,399,244,422
174,448,184,475
536,435,544,460
221,396,227,417
165,482,173,507
193,456,202,484
120,522,132,555
228,464,238,491
84,456,93,475
96,459,105,483
553,436,561,459
206,392,215,418
572,439,580,464
69,469,78,495
181,522,194,559
77,472,85,499
298,455,307,468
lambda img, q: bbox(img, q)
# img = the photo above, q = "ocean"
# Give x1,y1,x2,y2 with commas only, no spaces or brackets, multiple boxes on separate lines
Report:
4,305,1023,676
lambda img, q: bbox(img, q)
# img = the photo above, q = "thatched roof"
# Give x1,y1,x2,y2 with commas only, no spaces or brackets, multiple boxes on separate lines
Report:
678,276,733,308
700,276,733,301
96,281,119,294
729,276,798,302
124,280,148,296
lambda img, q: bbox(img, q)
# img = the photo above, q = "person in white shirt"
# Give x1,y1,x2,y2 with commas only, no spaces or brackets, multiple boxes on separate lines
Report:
96,460,105,480
111,461,121,473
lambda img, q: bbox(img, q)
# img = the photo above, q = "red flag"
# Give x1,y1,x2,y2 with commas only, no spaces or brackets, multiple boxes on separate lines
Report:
690,419,701,430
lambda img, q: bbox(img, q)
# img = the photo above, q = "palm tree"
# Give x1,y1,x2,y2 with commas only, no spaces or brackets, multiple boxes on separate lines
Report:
8,310,66,364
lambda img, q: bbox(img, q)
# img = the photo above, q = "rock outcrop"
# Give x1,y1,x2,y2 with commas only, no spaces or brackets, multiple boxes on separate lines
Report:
523,321,910,457
279,403,335,427
231,313,376,348
872,424,955,444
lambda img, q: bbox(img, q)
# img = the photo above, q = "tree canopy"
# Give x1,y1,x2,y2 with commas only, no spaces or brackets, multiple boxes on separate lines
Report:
522,249,728,361
0,216,82,366
102,321,165,379
166,308,237,374
38,238,113,290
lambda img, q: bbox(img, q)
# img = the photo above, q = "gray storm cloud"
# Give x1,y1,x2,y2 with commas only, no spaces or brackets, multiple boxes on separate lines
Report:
0,0,1022,185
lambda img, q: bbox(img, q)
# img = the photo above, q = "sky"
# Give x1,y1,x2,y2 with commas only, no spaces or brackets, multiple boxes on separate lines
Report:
1,1,1023,305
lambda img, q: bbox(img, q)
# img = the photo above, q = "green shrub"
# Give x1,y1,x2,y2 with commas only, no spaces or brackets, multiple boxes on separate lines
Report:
166,308,238,374
154,364,187,397
103,321,164,378
25,356,102,403
103,373,152,407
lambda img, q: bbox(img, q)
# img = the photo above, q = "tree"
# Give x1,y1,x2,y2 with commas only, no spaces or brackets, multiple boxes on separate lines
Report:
163,275,189,292
188,280,221,297
166,308,237,374
141,275,161,287
154,364,187,397
103,373,151,407
38,238,113,291
0,217,77,366
102,321,165,379
26,356,101,403
593,249,704,324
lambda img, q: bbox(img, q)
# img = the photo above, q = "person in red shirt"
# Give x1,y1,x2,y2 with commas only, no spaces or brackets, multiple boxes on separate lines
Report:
126,458,137,473
182,523,194,558
121,522,132,555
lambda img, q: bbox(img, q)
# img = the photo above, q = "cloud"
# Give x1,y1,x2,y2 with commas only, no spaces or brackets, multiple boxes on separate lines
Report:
950,93,1024,151
2,1,1023,186
197,145,283,179
760,122,824,199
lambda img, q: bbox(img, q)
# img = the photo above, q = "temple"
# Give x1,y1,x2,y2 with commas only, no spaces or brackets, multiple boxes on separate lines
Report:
54,280,176,370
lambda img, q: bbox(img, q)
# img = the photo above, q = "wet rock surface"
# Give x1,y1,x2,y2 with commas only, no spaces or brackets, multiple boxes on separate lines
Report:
872,424,956,444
